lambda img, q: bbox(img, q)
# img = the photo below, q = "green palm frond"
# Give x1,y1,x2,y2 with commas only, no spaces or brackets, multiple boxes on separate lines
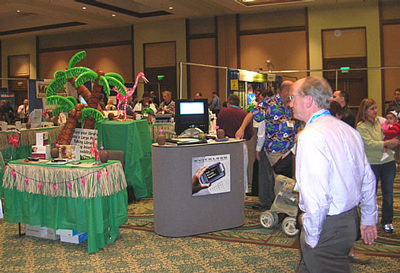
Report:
51,106,67,117
46,95,75,112
53,70,66,79
46,78,66,97
66,67,92,78
68,51,86,69
75,70,98,88
66,96,78,106
105,72,125,85
98,76,110,98
106,76,126,96
81,108,105,129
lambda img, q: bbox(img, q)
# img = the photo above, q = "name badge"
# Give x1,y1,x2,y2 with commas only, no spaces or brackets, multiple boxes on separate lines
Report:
287,121,294,128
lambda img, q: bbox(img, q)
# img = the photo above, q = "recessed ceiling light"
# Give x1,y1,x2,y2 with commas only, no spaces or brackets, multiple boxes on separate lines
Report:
169,6,173,10
112,14,116,17
82,6,87,10
17,10,21,13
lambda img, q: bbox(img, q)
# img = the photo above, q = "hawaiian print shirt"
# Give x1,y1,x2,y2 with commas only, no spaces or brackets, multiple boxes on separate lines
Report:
251,94,299,154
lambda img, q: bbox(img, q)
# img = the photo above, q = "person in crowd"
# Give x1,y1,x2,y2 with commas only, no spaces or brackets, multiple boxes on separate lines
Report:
236,81,299,211
149,90,160,106
17,98,29,123
134,92,158,114
332,90,355,127
105,99,116,110
98,94,106,110
329,99,370,264
209,91,221,116
356,98,398,235
381,110,400,162
195,92,203,99
329,100,342,119
3,100,14,124
289,76,378,272
118,96,134,117
387,88,400,113
0,100,6,121
249,90,272,197
217,94,253,140
157,91,175,116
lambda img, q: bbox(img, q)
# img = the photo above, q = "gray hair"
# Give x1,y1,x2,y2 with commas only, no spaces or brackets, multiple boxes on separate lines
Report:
298,76,332,109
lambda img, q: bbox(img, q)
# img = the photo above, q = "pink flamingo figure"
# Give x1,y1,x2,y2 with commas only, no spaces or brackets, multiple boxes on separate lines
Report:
114,72,149,121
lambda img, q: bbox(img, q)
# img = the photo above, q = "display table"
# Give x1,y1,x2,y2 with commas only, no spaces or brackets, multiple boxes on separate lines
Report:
152,139,245,237
97,120,152,199
0,126,61,162
148,124,174,143
2,159,127,253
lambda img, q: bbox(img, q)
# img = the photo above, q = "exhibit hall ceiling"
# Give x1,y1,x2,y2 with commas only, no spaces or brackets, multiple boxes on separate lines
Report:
0,0,378,38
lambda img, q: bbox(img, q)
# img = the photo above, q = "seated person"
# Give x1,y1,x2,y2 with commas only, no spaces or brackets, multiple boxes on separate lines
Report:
157,91,175,116
118,97,134,117
134,92,157,114
105,99,116,110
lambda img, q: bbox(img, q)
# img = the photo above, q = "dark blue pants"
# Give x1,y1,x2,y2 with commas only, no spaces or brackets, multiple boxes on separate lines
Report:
371,160,395,225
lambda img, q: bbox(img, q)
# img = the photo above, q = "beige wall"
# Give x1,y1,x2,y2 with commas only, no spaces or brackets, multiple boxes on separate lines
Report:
240,31,308,81
189,38,217,100
39,45,133,81
1,36,36,86
134,19,187,98
382,24,400,102
308,2,382,111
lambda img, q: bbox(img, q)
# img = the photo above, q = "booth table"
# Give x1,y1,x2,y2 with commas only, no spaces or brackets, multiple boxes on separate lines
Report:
2,159,127,253
152,139,245,237
0,126,61,162
148,124,174,143
97,120,152,199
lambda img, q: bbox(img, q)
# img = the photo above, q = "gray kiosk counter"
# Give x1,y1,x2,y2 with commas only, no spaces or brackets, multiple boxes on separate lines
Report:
152,139,245,237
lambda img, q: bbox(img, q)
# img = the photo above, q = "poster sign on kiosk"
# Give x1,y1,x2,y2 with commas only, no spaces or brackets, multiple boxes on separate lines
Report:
192,154,230,196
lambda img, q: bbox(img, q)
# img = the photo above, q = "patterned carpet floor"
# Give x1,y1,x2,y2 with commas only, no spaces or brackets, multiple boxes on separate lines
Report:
0,178,398,272
121,192,400,258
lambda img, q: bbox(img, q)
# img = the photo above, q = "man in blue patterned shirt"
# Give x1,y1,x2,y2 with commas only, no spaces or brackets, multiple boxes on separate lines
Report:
236,81,299,211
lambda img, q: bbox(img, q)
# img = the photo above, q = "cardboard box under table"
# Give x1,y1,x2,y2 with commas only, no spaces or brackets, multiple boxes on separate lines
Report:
2,159,128,253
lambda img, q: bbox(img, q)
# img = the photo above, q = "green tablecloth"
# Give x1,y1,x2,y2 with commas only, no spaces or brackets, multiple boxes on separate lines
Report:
97,120,152,199
2,160,127,253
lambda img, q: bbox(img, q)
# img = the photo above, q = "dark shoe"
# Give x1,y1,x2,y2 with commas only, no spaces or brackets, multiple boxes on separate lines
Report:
252,204,271,211
348,252,372,264
383,223,394,233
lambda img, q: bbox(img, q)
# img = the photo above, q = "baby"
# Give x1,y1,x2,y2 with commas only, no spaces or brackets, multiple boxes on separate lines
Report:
381,110,400,161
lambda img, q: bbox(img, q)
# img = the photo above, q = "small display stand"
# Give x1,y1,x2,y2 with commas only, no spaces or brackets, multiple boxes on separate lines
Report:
152,139,245,237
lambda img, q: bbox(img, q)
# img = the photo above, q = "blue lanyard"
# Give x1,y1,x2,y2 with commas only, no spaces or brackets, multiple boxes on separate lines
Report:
230,105,240,109
306,109,330,126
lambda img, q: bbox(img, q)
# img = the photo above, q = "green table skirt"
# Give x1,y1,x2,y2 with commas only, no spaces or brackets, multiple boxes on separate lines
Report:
98,120,152,199
3,188,127,253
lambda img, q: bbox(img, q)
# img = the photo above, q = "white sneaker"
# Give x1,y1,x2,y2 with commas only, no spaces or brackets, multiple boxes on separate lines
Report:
381,153,389,162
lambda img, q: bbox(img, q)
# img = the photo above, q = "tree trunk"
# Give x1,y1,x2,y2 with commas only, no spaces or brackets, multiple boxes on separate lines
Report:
57,117,79,145
83,116,95,129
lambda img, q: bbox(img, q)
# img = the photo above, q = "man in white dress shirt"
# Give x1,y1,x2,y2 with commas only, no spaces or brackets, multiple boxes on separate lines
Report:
17,98,29,123
289,76,378,273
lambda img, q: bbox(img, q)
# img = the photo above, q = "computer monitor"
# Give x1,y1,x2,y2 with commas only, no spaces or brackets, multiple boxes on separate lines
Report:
175,99,209,135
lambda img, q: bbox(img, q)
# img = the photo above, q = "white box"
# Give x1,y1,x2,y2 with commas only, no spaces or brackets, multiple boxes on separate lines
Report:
25,224,60,240
60,233,88,244
32,145,51,159
56,229,79,236
36,132,49,146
